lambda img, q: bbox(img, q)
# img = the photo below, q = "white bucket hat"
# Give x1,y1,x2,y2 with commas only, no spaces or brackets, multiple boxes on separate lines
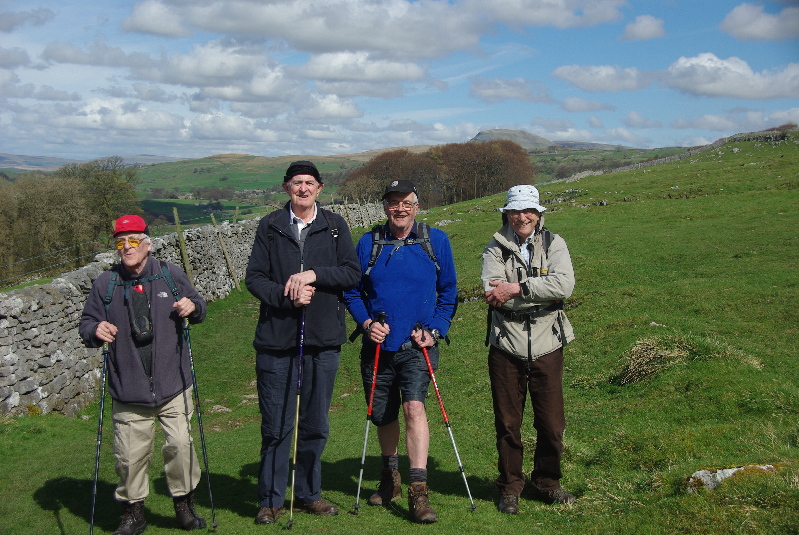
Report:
499,185,546,213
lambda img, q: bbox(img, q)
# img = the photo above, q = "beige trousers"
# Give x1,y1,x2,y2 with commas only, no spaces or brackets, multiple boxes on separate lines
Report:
112,387,202,503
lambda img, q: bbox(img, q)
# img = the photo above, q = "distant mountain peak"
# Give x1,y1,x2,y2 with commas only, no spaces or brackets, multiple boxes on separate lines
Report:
470,129,554,150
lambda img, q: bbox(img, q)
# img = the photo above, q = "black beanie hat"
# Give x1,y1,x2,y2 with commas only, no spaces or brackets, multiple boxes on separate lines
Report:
284,160,322,183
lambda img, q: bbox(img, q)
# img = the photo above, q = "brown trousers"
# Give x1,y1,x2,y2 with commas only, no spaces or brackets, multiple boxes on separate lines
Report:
488,345,565,496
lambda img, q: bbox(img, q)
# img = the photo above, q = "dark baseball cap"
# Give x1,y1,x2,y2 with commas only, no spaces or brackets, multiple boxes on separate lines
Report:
284,160,321,183
381,179,417,200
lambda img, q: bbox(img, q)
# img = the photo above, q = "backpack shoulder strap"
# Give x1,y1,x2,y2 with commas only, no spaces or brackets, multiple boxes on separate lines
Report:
320,208,339,241
365,224,385,276
541,227,554,257
103,268,121,314
415,222,440,275
158,261,181,302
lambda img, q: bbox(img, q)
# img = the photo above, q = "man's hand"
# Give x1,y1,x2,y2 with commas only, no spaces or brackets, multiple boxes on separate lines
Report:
172,297,196,318
95,321,118,343
485,280,521,307
292,286,316,307
411,326,436,349
365,318,390,345
284,270,317,300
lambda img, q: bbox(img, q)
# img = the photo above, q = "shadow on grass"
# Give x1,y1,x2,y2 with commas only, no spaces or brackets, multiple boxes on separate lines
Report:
32,454,495,533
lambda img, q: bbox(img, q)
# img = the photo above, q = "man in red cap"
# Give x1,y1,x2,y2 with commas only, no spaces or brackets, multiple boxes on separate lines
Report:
80,215,208,534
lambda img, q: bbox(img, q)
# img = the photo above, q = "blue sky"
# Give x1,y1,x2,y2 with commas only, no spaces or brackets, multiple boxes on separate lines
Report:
1,0,797,160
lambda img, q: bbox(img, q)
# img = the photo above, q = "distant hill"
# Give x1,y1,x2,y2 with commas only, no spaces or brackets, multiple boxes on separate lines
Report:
0,153,185,171
470,129,631,151
470,129,554,149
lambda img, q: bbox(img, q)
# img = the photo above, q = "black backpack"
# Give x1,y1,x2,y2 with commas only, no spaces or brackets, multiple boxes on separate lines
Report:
365,222,440,276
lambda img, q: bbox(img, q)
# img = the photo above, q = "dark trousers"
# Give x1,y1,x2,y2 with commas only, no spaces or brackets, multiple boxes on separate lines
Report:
256,347,340,508
488,344,565,496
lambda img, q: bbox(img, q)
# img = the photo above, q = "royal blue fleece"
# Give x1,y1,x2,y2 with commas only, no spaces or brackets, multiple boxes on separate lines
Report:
344,222,458,352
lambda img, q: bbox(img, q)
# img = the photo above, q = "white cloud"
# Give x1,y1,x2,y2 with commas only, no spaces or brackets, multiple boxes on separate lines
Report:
0,8,54,32
121,0,192,37
720,2,799,41
663,53,799,99
588,116,604,128
296,94,362,120
604,127,650,145
0,47,30,68
552,64,651,91
622,110,662,129
671,107,799,131
470,76,552,103
620,15,666,41
296,52,426,83
561,96,615,112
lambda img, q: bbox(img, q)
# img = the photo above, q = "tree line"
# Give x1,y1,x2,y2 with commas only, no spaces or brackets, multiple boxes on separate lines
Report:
337,140,535,206
0,156,140,286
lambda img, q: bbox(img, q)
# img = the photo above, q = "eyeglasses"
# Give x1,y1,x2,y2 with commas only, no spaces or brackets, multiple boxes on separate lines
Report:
385,200,417,210
114,236,146,249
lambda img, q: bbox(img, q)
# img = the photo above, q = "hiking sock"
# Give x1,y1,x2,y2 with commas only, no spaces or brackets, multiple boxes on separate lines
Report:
409,468,427,484
382,454,399,471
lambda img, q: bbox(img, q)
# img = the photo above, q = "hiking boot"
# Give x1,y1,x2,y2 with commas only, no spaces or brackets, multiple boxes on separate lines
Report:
368,468,401,506
407,482,437,524
173,491,206,530
254,506,285,524
113,501,147,535
531,486,576,505
295,498,339,516
498,494,519,514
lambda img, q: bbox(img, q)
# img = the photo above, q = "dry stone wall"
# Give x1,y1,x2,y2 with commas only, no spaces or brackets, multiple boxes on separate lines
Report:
0,203,385,417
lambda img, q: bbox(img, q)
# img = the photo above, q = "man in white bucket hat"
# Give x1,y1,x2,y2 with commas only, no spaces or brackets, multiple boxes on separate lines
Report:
481,185,576,514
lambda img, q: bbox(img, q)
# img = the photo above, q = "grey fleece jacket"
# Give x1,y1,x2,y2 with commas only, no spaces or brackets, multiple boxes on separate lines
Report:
79,257,206,406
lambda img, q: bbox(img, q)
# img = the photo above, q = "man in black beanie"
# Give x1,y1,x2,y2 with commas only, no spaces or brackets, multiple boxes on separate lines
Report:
246,160,361,524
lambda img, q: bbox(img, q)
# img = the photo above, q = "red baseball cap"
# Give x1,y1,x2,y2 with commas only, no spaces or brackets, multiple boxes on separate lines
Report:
113,215,149,236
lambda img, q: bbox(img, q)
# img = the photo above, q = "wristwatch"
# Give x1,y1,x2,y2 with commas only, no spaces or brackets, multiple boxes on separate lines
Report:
429,328,442,342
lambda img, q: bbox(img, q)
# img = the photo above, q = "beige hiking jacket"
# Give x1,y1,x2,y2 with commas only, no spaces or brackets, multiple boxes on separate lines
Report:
481,219,575,361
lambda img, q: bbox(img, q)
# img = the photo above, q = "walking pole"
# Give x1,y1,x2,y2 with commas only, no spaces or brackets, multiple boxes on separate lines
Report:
352,312,387,515
414,324,477,511
183,318,218,531
89,343,109,535
287,308,306,530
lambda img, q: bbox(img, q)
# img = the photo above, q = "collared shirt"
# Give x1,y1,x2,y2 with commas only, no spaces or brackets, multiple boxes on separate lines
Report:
514,233,533,265
289,203,317,239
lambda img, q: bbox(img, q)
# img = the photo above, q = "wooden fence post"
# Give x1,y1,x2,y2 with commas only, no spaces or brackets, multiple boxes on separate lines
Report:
172,207,194,284
210,213,240,291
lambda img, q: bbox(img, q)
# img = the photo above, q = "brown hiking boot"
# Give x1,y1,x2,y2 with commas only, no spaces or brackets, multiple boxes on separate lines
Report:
254,506,285,524
113,501,147,535
498,494,519,514
369,468,401,506
407,482,437,524
295,498,339,516
531,486,576,505
173,491,206,530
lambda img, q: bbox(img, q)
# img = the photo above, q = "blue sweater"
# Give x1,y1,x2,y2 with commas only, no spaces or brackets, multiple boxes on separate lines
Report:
344,222,458,352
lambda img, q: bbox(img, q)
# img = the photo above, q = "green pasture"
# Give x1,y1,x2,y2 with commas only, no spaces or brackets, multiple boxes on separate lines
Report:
2,134,798,534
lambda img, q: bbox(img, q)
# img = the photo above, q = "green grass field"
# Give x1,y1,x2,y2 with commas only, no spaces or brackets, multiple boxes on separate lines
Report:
2,133,798,534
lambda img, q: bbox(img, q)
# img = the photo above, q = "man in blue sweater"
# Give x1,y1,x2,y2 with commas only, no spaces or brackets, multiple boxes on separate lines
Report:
344,180,457,523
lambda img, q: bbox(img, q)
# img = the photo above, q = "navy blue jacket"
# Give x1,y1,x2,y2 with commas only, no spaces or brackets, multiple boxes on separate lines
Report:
245,203,361,351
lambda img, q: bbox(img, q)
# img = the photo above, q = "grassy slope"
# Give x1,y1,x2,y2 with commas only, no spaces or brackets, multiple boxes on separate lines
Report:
2,134,798,534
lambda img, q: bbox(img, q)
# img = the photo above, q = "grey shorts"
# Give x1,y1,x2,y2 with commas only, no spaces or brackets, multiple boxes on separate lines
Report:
360,343,438,427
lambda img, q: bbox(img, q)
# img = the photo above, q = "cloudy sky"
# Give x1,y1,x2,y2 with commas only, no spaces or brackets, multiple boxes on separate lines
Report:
1,0,797,160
